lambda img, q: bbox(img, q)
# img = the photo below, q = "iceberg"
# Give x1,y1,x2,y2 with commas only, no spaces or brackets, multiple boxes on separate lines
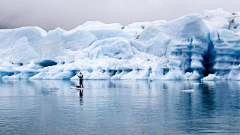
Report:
0,9,240,80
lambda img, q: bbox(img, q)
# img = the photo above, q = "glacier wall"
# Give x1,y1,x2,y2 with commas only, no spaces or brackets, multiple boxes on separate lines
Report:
0,8,240,80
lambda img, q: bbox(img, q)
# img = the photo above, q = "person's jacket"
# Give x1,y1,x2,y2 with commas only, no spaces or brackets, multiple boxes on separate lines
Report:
77,74,83,79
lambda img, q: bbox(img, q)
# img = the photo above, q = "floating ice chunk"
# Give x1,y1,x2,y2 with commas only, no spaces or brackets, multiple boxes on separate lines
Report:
202,74,217,81
181,89,194,93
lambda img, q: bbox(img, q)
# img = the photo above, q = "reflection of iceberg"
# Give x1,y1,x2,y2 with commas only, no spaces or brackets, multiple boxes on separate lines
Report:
1,9,240,80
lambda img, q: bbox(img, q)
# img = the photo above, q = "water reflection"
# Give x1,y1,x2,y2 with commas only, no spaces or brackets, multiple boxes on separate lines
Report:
201,82,216,112
0,79,240,134
79,90,84,106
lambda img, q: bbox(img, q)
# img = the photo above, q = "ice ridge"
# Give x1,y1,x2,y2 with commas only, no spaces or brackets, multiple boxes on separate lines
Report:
0,9,240,80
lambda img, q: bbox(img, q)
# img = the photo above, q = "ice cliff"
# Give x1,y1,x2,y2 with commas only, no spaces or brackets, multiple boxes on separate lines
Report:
0,8,240,80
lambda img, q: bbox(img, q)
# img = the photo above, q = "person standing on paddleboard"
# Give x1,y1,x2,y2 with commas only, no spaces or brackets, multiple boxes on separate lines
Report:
77,72,84,88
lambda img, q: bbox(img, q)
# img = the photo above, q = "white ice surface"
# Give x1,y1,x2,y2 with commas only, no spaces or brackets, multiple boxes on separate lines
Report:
1,9,240,80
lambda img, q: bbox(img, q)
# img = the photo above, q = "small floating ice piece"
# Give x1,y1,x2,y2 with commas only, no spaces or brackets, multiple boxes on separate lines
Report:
202,74,217,81
181,89,194,92
191,82,201,85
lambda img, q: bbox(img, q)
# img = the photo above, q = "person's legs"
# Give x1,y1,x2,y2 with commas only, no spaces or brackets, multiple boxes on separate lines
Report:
80,79,83,87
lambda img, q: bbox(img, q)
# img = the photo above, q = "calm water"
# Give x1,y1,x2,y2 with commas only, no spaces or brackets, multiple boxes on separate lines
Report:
0,79,240,134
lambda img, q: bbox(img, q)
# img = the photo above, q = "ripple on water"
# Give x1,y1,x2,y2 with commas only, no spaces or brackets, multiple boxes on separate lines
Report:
0,80,240,134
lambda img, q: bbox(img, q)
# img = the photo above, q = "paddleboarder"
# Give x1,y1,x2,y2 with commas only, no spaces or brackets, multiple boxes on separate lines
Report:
77,72,84,88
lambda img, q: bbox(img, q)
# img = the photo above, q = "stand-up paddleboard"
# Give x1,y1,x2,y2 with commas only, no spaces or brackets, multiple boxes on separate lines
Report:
71,86,91,90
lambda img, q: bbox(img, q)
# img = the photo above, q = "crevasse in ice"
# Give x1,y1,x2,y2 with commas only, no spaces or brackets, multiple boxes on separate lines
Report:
0,9,240,80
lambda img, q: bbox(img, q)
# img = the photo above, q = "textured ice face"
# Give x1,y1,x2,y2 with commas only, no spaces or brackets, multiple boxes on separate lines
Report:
0,9,240,80
202,9,240,78
87,38,134,59
62,29,97,51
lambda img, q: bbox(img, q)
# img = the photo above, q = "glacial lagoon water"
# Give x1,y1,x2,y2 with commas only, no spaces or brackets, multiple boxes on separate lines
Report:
0,79,240,134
